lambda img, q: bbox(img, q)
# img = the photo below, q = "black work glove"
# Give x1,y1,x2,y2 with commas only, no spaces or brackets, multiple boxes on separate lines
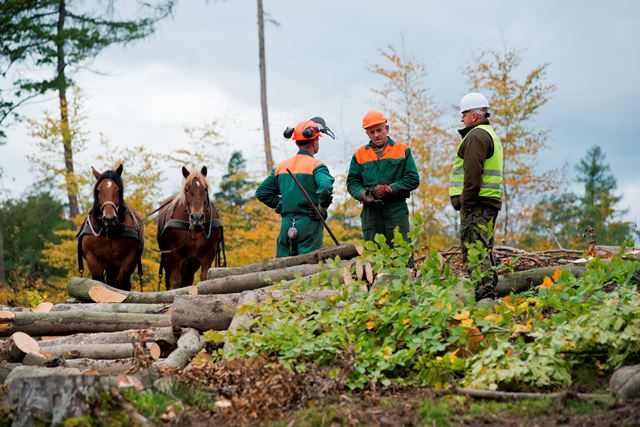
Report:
274,198,283,215
360,190,384,205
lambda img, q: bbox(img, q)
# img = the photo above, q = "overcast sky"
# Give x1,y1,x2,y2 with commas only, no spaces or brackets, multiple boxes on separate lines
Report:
1,0,639,229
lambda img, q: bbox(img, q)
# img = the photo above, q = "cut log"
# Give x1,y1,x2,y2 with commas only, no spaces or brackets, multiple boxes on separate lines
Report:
197,263,321,295
156,328,203,370
51,303,171,314
206,243,360,280
2,332,41,362
88,286,127,303
38,327,177,349
68,277,189,303
497,264,586,296
0,311,171,337
32,302,53,312
171,294,240,331
39,342,162,360
64,358,140,375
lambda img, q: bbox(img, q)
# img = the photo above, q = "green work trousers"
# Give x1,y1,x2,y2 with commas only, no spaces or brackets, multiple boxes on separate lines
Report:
276,214,323,258
459,205,499,300
361,201,410,245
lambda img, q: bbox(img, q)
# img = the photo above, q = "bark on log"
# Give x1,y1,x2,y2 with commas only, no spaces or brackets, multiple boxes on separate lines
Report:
156,328,203,370
223,291,257,354
497,264,586,296
4,374,115,427
1,332,41,362
69,262,335,303
206,243,360,280
5,365,82,384
171,294,240,331
197,263,321,295
51,303,171,314
0,310,171,337
68,277,189,303
38,327,177,349
40,342,161,360
64,358,140,375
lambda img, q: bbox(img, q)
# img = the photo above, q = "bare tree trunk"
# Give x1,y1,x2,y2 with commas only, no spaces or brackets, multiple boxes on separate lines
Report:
0,223,5,283
57,0,79,218
257,0,273,173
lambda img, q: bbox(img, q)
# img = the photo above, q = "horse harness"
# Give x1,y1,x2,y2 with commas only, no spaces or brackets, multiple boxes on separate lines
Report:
158,197,227,269
76,205,145,276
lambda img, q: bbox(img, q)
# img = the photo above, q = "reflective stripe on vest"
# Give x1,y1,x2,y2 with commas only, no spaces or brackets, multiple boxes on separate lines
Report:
448,124,503,198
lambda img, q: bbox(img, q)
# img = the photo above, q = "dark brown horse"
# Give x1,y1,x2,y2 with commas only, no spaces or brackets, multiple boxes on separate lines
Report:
157,166,225,290
77,164,144,291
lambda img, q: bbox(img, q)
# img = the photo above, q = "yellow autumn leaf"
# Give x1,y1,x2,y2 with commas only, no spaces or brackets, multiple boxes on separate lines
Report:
552,268,563,282
445,303,452,310
452,311,470,320
517,301,529,310
383,346,393,359
483,313,503,323
460,318,474,328
401,318,411,325
366,315,376,330
377,295,388,305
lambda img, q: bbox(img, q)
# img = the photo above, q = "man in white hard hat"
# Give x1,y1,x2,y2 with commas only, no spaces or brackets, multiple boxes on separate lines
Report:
449,92,504,300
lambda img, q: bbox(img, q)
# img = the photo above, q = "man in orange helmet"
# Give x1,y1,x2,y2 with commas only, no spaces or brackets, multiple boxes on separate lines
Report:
256,117,335,257
347,111,420,246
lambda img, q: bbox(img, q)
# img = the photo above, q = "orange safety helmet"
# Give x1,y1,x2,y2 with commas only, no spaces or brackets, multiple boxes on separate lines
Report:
283,117,335,141
362,110,387,129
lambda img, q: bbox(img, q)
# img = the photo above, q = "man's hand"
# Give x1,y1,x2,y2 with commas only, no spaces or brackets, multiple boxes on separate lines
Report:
371,184,392,199
360,190,384,205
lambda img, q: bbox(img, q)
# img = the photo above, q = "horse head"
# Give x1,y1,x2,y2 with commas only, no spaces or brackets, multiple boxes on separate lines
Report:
91,164,125,227
181,166,210,230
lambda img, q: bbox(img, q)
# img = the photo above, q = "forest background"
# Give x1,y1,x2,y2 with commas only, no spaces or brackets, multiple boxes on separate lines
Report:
0,0,638,305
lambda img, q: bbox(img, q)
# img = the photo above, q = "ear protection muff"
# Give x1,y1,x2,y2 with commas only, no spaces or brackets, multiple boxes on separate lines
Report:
302,126,319,139
283,127,294,139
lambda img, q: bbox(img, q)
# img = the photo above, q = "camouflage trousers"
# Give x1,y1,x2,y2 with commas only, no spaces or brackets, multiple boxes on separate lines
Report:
459,205,499,300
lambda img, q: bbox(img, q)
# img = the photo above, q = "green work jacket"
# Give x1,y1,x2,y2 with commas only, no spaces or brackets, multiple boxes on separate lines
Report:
255,150,334,216
346,137,420,211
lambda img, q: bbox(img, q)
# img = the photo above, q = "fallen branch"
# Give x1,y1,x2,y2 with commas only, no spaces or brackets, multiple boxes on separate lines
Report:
40,342,161,360
497,264,586,296
451,387,610,401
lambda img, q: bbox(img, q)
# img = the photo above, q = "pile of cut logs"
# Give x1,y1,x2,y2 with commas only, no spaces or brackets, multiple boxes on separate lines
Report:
1,243,637,424
0,244,362,382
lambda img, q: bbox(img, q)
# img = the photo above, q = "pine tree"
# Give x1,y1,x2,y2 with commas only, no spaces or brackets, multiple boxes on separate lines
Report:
215,151,254,209
0,0,173,217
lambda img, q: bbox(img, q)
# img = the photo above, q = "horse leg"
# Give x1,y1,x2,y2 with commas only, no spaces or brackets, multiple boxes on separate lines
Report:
115,250,138,292
85,252,105,283
199,250,216,282
168,265,183,290
181,259,200,287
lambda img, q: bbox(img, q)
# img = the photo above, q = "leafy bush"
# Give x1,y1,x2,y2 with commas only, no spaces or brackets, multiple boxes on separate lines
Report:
225,216,640,391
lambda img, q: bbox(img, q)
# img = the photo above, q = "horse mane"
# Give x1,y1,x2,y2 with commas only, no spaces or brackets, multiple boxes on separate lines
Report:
90,170,126,221
169,168,211,210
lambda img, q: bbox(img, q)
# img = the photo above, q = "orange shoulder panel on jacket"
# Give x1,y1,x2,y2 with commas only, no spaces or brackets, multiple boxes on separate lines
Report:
383,142,408,160
354,146,377,165
275,154,321,176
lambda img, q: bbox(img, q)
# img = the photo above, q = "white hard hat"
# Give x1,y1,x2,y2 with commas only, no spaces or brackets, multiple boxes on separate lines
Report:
459,92,489,114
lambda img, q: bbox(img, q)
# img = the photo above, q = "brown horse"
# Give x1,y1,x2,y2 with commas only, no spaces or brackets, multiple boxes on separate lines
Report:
77,164,144,291
157,166,225,290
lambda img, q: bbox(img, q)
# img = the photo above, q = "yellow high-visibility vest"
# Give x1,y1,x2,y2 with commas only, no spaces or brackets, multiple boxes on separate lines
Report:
449,124,503,198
